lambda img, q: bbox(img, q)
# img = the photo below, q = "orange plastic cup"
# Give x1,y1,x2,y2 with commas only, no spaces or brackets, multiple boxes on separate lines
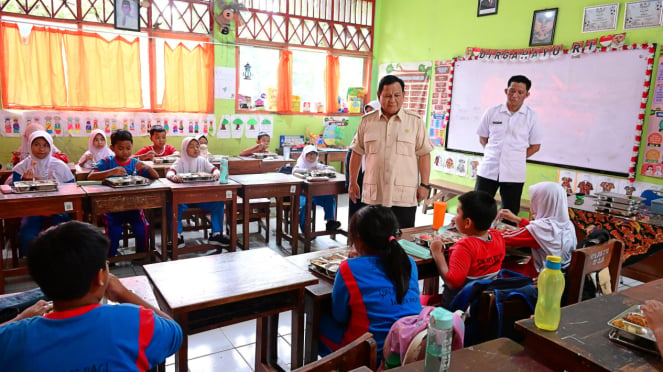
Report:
433,201,447,231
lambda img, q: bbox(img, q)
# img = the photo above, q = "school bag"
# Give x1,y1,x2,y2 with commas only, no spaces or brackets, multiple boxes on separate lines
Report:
448,269,536,347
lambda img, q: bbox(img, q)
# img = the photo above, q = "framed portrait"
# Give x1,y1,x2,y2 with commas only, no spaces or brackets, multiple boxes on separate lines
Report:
114,0,140,32
477,0,498,17
529,8,558,47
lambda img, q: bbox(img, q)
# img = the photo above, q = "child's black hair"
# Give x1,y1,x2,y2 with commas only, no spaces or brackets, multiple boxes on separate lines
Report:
27,221,109,301
458,190,498,231
110,129,133,146
149,125,166,137
257,132,270,141
348,205,411,304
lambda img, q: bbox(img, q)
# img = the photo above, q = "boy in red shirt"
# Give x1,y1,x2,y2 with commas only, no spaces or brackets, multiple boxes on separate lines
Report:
430,191,505,309
133,126,179,161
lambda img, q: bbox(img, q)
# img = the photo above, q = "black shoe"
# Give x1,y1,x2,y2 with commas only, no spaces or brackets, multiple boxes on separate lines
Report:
208,234,230,247
177,235,185,248
326,220,341,231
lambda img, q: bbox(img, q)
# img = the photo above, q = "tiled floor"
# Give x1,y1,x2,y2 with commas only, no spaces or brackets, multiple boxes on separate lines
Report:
1,194,645,371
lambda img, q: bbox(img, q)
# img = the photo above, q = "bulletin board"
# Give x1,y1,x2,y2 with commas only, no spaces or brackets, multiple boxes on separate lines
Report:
445,46,654,177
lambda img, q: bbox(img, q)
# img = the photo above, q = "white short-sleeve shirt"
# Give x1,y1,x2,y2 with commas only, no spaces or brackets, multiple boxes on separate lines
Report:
476,103,542,183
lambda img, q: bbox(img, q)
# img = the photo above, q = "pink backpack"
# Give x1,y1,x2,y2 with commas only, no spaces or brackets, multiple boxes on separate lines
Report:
380,306,465,370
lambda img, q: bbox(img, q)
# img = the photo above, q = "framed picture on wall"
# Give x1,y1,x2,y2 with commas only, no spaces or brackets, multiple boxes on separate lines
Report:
582,3,619,33
114,0,141,32
477,0,498,17
529,8,558,46
624,1,663,29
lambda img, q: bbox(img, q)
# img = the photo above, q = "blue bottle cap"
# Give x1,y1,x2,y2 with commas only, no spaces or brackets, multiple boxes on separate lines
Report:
545,255,562,270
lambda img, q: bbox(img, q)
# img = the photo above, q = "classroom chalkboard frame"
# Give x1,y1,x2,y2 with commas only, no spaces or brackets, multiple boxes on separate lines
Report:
443,44,656,178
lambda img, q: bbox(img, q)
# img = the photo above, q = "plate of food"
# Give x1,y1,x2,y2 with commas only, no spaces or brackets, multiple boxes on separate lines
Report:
103,175,151,188
179,172,215,182
252,152,277,160
310,170,336,178
608,305,656,342
309,252,349,279
412,230,465,248
12,179,58,193
153,156,178,164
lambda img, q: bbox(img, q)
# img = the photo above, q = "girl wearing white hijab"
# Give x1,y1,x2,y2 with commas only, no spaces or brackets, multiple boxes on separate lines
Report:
500,182,577,273
77,130,114,169
12,130,75,255
294,145,341,232
363,100,380,114
166,137,227,248
11,123,69,166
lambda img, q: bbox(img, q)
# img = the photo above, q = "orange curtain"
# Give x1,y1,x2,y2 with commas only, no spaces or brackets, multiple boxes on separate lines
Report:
325,54,340,113
162,42,213,112
1,23,66,108
276,50,292,112
64,32,142,109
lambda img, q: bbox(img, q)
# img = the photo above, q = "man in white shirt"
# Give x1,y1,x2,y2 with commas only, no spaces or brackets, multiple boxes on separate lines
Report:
476,75,542,215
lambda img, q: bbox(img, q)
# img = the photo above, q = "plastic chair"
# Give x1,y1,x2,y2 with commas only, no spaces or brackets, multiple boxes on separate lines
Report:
292,332,377,372
565,239,624,306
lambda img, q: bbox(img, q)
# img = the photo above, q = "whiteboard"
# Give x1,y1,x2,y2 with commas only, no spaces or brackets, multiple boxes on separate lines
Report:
446,48,651,176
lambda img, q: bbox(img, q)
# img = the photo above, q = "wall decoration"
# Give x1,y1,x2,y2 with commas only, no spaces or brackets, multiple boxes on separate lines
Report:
530,8,558,46
430,60,453,147
378,61,432,119
582,3,619,33
642,46,663,179
477,0,498,17
624,1,663,29
114,0,140,32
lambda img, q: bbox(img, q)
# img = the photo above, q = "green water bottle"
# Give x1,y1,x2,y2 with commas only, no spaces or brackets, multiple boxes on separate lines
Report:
534,255,565,331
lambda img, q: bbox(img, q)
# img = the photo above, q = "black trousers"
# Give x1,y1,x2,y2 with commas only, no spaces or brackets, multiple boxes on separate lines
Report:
391,205,417,229
475,175,524,215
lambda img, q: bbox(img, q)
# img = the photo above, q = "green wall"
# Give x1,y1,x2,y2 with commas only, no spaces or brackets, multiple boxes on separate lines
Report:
372,0,663,198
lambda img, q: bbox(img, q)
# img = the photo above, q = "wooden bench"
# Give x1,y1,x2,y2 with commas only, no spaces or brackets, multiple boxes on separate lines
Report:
422,178,530,214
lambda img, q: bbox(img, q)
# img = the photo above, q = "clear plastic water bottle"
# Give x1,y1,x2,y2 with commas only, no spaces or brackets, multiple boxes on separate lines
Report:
534,255,565,331
424,307,453,372
218,158,228,184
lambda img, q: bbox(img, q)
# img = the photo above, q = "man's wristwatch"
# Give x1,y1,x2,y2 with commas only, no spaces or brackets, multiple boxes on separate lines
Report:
420,183,431,190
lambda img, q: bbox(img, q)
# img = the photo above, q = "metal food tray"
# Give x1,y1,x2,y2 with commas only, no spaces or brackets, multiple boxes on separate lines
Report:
595,192,644,205
179,173,215,182
595,206,638,217
11,180,58,193
309,252,348,279
310,170,336,178
595,200,641,211
608,305,659,355
103,176,151,188
153,156,177,164
412,230,465,248
252,153,277,159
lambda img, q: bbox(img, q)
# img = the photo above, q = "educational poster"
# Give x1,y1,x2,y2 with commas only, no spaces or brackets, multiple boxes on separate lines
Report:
430,60,454,147
216,116,232,138
214,66,236,99
259,115,274,137
558,170,577,194
576,173,598,196
378,61,432,119
642,45,663,178
468,156,481,179
244,116,261,139
230,115,244,138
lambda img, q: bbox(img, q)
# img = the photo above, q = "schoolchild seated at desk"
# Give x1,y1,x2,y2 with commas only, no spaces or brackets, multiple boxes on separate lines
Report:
166,137,229,248
319,205,421,364
0,221,183,371
12,130,75,256
10,123,69,167
500,182,576,275
430,191,505,309
88,130,159,257
77,130,113,169
293,145,341,232
239,131,271,156
133,125,179,161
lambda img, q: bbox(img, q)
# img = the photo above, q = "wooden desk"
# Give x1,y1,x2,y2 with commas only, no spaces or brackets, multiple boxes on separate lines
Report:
422,179,531,215
0,169,12,184
568,195,663,281
295,172,348,253
515,278,663,371
161,179,241,259
318,149,348,173
144,248,318,372
0,183,86,294
387,338,552,371
285,246,438,364
228,157,263,175
231,173,303,252
260,157,294,173
81,180,168,263
74,164,91,181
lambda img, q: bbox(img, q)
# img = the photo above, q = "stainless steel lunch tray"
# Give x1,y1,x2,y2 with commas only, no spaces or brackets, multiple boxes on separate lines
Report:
309,252,348,279
411,231,464,248
595,200,641,211
310,170,336,178
595,206,639,217
12,180,58,193
103,176,150,188
607,305,659,355
179,172,215,182
595,192,644,205
252,153,277,159
153,156,177,164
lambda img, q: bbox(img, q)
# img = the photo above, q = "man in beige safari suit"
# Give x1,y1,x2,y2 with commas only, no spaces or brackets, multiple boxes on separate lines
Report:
348,75,434,229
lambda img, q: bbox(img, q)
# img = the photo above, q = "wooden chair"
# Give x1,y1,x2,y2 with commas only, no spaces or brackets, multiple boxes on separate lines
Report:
565,239,624,306
230,197,270,243
292,332,377,372
181,208,212,239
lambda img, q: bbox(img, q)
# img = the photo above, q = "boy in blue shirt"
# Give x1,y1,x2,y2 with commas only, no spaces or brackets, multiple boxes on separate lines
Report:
0,221,182,371
88,130,159,257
